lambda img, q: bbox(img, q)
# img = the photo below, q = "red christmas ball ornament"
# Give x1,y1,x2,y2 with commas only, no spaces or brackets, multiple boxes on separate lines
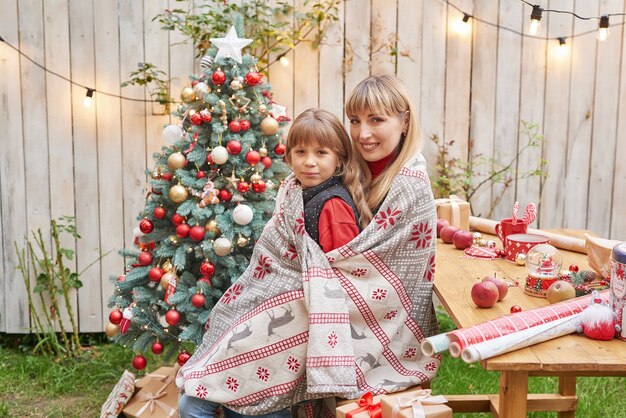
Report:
153,206,166,220
148,267,164,282
201,110,212,123
510,305,522,314
218,189,232,202
240,119,251,131
109,310,123,325
261,156,272,169
274,143,286,155
117,275,126,282
252,179,267,193
226,140,242,155
198,276,212,286
228,120,241,133
211,70,226,85
244,71,262,86
171,214,185,226
138,251,153,266
261,89,270,97
196,170,206,179
206,153,214,164
191,293,206,308
190,112,204,125
237,181,250,193
569,264,579,272
132,354,147,370
191,80,199,87
176,223,191,238
246,150,261,166
139,218,154,234
177,350,191,366
161,172,173,181
151,341,164,355
200,260,215,277
189,225,206,242
165,309,181,326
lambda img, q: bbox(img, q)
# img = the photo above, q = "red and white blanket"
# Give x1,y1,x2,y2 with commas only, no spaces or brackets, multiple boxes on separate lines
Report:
176,156,441,415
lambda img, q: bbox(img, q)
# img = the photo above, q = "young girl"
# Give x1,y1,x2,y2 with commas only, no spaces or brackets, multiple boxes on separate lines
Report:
284,108,371,252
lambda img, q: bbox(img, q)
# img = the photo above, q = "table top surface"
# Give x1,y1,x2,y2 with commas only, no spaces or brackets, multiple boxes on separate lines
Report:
433,231,626,374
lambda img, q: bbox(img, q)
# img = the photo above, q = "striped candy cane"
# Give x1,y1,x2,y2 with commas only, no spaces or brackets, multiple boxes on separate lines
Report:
512,201,520,225
522,203,537,225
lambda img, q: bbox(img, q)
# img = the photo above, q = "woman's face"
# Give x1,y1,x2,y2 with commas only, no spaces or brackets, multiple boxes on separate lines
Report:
348,109,407,162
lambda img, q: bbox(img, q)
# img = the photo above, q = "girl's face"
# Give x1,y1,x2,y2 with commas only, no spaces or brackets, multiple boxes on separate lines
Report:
348,109,407,162
289,140,340,189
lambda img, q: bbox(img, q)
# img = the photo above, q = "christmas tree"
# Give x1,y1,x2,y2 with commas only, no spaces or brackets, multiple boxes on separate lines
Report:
107,26,290,369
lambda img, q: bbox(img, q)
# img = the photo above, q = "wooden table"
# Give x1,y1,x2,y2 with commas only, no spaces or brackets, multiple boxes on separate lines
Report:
433,232,626,418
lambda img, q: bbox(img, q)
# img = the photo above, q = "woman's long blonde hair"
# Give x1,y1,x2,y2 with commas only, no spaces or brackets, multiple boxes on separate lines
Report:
345,74,422,212
285,108,372,228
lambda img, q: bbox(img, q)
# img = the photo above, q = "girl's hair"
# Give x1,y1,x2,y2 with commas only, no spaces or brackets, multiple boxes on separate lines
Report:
345,74,422,212
285,108,372,228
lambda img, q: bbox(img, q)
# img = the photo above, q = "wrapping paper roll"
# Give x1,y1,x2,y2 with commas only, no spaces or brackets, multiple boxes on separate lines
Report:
469,216,586,254
460,314,582,363
421,333,451,356
445,292,598,354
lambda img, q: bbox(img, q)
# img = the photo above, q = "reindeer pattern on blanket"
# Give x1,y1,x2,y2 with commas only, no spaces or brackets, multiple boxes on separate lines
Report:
176,155,441,415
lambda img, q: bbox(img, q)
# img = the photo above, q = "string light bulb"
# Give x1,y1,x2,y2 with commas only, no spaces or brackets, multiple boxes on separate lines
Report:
452,13,472,36
278,53,289,66
528,5,543,35
597,15,610,41
83,88,94,107
556,37,568,58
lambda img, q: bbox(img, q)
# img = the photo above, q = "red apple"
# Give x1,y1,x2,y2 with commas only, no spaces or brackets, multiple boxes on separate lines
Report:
440,225,459,244
452,230,474,250
471,280,499,308
436,219,450,237
482,275,508,301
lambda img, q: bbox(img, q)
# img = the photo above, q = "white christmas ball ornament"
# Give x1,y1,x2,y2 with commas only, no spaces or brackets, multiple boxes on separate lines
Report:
211,146,229,164
194,81,210,96
233,204,254,225
200,54,213,70
162,124,182,145
213,237,233,256
123,307,134,320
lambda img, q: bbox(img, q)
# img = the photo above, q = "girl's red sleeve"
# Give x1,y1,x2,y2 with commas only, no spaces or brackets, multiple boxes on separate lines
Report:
317,197,360,252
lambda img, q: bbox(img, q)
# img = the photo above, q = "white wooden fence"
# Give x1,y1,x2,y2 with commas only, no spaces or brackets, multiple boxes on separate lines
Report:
1,0,625,333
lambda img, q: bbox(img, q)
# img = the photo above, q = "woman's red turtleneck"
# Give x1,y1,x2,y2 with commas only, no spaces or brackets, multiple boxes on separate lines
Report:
367,151,397,179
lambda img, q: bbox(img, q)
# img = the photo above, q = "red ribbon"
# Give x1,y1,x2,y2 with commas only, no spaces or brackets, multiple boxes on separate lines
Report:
346,392,382,418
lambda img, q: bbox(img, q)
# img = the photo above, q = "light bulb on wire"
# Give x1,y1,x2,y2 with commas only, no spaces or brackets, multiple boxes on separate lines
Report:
528,5,543,35
597,15,610,41
556,37,568,58
278,53,289,66
83,88,94,107
452,13,472,36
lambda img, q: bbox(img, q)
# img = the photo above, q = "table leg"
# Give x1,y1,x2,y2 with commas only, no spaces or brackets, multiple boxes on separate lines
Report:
558,376,577,418
498,371,528,418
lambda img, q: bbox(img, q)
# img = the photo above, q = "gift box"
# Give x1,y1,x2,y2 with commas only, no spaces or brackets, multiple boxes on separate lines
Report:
122,366,179,418
134,366,177,390
336,392,383,418
100,370,135,418
380,388,451,418
435,195,470,231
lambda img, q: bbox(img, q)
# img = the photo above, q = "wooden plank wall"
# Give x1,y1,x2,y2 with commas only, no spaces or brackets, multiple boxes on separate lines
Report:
1,0,625,333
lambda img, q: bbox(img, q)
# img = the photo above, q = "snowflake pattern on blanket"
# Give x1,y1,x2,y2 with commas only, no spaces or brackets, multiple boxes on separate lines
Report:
176,155,441,415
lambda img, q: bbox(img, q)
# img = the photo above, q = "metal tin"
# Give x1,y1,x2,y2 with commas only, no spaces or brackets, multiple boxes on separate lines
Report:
610,242,626,340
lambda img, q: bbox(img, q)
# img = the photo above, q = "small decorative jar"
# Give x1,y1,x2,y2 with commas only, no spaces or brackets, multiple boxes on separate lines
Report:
610,242,626,340
524,244,563,297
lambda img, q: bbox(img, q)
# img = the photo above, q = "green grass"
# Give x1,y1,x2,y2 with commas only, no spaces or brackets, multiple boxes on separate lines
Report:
431,309,626,417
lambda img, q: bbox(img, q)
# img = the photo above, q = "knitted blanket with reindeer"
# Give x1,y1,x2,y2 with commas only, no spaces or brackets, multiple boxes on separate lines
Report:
176,156,441,415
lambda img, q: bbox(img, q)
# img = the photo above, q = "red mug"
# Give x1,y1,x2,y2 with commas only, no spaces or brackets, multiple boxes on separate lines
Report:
505,233,550,262
495,218,528,247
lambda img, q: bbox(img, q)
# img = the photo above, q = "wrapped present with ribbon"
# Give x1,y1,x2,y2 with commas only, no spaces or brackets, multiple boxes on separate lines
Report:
336,392,383,418
134,366,177,390
100,370,135,418
380,388,451,418
435,195,470,230
123,365,179,418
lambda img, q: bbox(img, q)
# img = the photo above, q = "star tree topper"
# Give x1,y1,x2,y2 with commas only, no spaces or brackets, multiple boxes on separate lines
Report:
210,26,252,64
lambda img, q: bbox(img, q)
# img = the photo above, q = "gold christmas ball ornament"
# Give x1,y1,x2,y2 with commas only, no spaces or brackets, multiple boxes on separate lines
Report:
260,117,279,135
477,239,487,247
151,168,162,179
161,271,177,290
259,146,268,157
169,184,188,203
167,152,186,170
193,81,211,96
472,232,482,242
180,86,197,103
237,236,249,247
205,220,219,234
213,237,232,256
105,323,120,338
162,260,174,272
515,253,527,266
250,173,262,183
230,77,244,90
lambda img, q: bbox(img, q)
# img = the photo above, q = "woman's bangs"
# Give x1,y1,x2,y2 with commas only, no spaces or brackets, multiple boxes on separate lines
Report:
346,81,396,117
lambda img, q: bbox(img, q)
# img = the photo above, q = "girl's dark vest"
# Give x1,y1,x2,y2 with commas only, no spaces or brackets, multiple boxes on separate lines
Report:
301,176,360,245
